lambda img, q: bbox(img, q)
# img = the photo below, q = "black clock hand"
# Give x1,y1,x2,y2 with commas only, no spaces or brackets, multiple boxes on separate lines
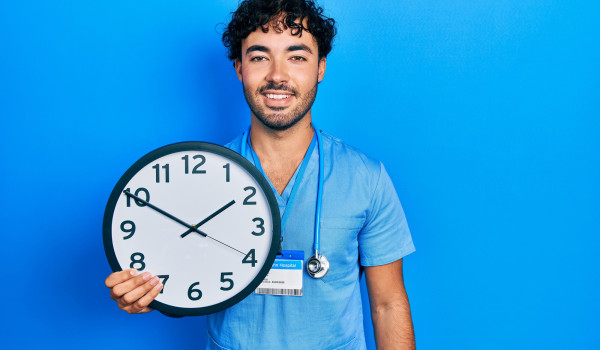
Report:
123,190,245,256
180,200,236,238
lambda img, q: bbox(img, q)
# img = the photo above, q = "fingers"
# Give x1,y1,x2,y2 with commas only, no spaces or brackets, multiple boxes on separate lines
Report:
105,269,163,314
111,272,153,300
121,276,163,314
131,280,163,313
105,269,137,288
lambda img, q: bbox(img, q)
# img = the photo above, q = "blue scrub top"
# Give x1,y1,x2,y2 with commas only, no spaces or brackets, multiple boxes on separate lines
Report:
206,130,415,350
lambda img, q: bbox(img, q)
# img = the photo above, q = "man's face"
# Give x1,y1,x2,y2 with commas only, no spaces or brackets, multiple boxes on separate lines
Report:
235,21,326,131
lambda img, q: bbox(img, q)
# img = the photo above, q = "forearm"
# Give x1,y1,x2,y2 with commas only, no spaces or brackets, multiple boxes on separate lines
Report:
371,291,415,350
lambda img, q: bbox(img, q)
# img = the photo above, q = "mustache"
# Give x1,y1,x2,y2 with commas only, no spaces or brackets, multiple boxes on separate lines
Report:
259,82,296,94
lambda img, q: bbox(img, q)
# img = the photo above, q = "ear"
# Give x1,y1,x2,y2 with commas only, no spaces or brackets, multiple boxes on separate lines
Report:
234,59,243,82
317,57,327,83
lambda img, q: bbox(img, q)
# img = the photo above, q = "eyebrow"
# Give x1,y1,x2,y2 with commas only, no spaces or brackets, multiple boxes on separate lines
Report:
287,44,313,54
245,44,313,55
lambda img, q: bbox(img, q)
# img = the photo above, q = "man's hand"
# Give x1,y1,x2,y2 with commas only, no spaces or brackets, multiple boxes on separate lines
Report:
365,259,415,350
105,269,163,314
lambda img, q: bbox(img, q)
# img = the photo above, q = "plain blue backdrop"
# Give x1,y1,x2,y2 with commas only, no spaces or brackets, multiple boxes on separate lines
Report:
0,1,598,349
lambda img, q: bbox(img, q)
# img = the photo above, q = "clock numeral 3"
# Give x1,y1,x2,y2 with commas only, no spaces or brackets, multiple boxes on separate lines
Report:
220,272,234,291
242,249,257,267
251,218,264,236
182,155,206,174
243,186,257,205
152,163,170,183
157,275,169,294
130,252,146,271
120,220,136,240
188,282,203,300
125,188,150,207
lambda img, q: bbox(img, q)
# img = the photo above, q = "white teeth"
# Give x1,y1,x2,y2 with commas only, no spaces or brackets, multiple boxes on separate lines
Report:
266,94,290,100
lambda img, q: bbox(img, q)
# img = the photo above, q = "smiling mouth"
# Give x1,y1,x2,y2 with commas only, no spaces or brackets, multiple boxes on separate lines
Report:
264,93,292,100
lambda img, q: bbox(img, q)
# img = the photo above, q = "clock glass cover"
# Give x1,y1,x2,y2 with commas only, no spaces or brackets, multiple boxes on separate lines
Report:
103,142,281,316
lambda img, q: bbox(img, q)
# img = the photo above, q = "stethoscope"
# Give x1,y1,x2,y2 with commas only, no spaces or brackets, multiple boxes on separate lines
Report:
241,124,329,278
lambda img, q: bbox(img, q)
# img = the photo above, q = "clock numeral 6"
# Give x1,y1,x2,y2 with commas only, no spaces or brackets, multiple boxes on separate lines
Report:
220,272,234,291
120,220,135,240
152,163,170,183
242,249,257,267
125,188,150,207
251,217,264,236
130,252,145,271
243,186,256,205
188,282,203,300
182,155,206,174
157,275,169,294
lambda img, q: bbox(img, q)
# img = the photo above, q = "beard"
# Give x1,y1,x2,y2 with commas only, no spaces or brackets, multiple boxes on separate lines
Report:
243,81,318,131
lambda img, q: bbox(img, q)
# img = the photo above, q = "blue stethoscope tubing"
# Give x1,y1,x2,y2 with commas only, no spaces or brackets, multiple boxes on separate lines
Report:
241,124,328,278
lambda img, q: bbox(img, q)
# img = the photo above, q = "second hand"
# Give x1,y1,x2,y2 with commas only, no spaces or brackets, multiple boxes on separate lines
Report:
123,190,245,256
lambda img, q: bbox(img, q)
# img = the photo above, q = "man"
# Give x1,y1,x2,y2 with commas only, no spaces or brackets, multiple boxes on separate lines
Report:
105,1,416,349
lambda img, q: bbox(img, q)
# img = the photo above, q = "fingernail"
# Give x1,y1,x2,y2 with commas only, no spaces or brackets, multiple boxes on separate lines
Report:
129,269,137,276
150,277,159,286
154,283,163,291
142,272,151,281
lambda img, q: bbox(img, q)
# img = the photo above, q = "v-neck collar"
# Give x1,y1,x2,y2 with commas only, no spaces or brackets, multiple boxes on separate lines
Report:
246,134,317,217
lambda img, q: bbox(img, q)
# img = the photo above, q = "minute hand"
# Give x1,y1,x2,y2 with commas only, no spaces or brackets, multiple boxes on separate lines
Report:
123,190,245,256
123,190,207,237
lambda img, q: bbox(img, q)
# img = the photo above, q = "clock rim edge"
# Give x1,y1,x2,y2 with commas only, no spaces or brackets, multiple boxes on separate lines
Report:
102,140,282,316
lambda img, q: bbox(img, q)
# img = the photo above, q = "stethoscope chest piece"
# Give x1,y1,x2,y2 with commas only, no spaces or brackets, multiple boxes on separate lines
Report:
306,252,329,279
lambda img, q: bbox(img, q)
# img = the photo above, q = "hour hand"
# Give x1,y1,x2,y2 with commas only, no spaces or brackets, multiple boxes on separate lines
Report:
123,190,207,237
180,200,236,238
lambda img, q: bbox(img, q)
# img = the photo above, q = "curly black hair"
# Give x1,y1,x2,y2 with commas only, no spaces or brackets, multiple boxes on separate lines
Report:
222,0,336,61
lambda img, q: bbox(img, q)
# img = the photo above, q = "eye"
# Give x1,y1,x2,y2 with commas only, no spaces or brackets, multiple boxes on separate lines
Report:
290,56,307,62
249,56,267,62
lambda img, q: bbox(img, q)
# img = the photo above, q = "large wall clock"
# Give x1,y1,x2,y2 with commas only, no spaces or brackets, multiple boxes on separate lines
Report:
103,141,281,316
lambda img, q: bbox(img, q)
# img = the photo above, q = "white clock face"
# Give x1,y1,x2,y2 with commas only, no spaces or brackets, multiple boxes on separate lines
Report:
103,142,281,316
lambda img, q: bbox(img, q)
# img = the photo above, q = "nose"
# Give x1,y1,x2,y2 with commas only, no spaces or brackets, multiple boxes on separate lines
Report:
266,59,289,83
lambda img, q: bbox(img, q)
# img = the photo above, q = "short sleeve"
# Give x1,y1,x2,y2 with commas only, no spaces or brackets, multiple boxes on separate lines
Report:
358,162,415,266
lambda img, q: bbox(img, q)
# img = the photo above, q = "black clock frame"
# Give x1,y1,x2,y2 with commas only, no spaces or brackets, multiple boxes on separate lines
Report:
103,141,281,316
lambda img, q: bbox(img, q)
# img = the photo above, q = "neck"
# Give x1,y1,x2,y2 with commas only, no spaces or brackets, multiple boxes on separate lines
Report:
249,115,315,161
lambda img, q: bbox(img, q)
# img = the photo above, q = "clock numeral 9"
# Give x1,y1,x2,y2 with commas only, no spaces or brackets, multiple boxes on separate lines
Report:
182,155,206,174
130,252,145,271
157,275,169,294
188,282,203,300
220,272,234,291
120,220,136,240
251,218,264,236
152,163,170,183
243,186,257,205
125,188,150,207
242,249,257,267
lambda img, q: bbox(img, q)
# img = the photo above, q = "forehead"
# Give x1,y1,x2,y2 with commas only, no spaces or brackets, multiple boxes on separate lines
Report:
242,24,318,53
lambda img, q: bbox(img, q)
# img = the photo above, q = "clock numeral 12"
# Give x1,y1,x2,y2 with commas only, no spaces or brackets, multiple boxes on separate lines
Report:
182,155,206,174
125,188,150,207
152,163,169,183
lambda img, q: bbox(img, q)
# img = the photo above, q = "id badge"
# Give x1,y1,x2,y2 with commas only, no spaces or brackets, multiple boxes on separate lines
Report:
255,250,303,296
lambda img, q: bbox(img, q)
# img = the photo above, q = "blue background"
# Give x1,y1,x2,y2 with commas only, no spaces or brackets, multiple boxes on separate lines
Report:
1,1,598,349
